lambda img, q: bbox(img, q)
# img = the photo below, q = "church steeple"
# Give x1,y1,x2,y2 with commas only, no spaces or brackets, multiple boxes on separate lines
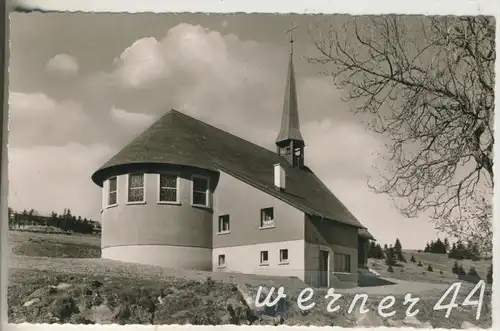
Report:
276,24,305,168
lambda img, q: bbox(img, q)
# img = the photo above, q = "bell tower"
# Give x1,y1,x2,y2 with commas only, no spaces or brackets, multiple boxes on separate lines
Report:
276,24,305,168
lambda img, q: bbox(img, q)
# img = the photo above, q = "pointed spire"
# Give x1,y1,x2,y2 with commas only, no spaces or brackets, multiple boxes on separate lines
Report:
276,24,304,144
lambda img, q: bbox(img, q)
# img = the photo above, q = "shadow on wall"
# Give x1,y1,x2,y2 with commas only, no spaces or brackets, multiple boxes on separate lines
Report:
357,274,397,287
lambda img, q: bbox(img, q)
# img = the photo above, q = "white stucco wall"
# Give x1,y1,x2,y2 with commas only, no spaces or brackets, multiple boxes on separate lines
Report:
102,245,212,270
212,239,306,281
304,242,358,288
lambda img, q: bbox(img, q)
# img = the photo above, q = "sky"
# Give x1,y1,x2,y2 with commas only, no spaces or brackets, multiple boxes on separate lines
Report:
8,12,448,249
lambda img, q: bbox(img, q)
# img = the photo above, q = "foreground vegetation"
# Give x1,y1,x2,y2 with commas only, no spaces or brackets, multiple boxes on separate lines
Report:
8,230,492,328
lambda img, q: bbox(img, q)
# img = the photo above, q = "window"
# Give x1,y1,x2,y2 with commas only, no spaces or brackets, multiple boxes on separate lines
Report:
108,177,117,206
192,176,209,207
218,215,230,233
159,174,178,203
127,173,145,203
218,254,226,268
280,249,289,263
260,251,269,265
334,252,351,273
260,207,274,228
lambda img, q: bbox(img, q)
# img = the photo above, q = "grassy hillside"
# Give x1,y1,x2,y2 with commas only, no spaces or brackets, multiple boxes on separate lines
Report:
368,250,491,285
8,230,492,328
9,230,101,258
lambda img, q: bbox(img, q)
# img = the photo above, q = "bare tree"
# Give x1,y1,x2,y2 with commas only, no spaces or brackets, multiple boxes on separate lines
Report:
308,16,494,249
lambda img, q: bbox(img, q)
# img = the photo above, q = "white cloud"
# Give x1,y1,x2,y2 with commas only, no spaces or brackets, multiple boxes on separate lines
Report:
45,53,79,76
8,21,442,249
9,143,114,220
113,37,168,88
8,92,91,147
110,106,155,132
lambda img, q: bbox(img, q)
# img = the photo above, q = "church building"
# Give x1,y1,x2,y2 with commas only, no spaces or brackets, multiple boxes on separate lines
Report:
91,33,374,288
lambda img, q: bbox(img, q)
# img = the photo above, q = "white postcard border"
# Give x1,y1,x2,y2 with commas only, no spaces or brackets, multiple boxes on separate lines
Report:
1,1,499,331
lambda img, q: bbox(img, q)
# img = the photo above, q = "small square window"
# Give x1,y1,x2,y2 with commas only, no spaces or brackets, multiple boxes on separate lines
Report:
334,252,351,273
218,215,230,233
260,207,274,228
218,254,226,267
260,251,269,265
280,249,289,263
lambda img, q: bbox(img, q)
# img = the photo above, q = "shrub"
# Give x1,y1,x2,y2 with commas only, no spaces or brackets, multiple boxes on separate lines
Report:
51,295,79,322
387,266,394,273
487,265,493,284
385,249,396,266
452,261,460,274
467,266,479,278
427,265,433,272
417,261,423,267
440,270,443,275
410,255,416,263
457,265,466,276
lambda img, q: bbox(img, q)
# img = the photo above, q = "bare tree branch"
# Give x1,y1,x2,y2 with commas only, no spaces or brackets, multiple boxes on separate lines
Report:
308,15,494,249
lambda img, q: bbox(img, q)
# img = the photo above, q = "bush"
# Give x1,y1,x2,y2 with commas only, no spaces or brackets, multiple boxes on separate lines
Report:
467,266,479,278
51,295,79,322
417,261,423,267
385,249,396,266
427,265,433,272
440,270,443,275
410,255,416,263
457,265,466,276
387,266,394,273
487,265,493,284
452,261,460,274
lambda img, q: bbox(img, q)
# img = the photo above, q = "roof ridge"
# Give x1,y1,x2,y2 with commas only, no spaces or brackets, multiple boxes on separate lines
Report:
170,108,283,159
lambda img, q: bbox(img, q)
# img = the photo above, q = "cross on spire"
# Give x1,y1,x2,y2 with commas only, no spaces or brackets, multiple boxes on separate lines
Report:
276,22,305,168
286,23,298,55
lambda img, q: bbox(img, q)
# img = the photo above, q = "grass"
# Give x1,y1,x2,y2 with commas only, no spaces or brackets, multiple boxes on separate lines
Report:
9,231,101,258
7,230,493,327
368,251,491,285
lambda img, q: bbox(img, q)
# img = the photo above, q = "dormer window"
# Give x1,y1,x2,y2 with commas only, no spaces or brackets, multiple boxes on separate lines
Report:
191,175,209,207
127,173,145,204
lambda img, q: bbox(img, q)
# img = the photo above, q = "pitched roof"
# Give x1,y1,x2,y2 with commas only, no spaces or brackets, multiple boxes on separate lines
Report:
358,228,375,240
276,48,304,144
92,109,369,232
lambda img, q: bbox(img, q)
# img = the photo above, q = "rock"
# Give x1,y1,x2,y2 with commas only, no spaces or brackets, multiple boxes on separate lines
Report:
402,316,433,328
57,283,72,290
421,321,433,328
236,284,255,308
84,304,114,324
50,283,72,290
27,286,57,300
23,298,40,307
387,319,404,327
355,311,384,327
403,315,422,326
461,321,478,329
255,315,280,326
